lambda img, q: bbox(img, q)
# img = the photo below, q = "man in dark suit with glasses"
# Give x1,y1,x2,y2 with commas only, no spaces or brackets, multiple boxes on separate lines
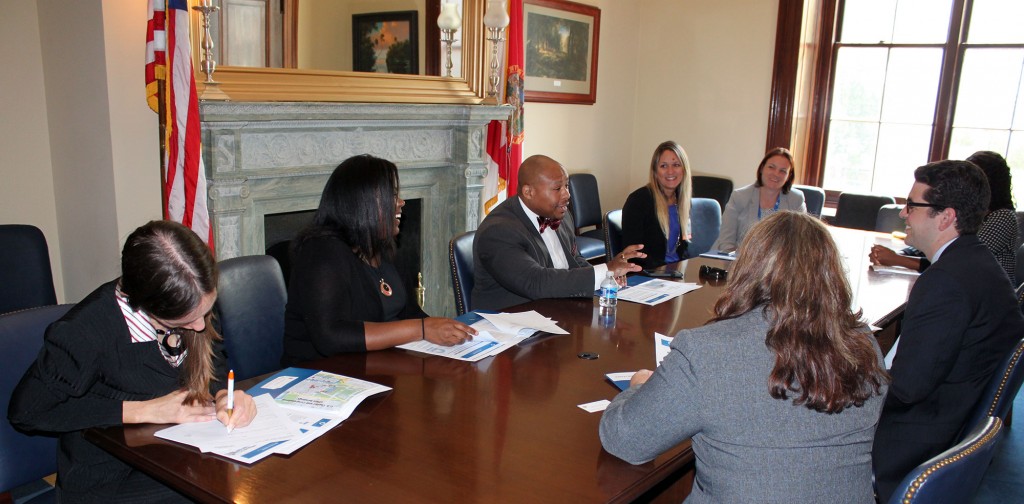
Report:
871,160,1024,501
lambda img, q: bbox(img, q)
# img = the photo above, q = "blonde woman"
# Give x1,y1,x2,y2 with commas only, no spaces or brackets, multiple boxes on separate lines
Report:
622,141,694,268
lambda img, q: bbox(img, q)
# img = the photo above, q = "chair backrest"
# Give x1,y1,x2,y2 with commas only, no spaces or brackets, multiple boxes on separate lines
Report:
567,173,602,231
687,198,722,258
959,336,1024,442
793,184,826,218
834,192,897,231
887,416,1003,504
604,209,624,259
692,176,733,212
0,225,57,315
215,256,287,380
875,204,906,233
449,231,475,316
265,239,292,288
0,304,73,493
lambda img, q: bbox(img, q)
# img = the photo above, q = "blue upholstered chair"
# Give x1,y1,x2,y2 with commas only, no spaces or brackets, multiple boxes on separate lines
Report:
793,184,826,218
834,192,897,231
603,209,624,260
886,416,1004,504
567,173,606,261
0,225,57,315
448,231,475,316
215,255,286,380
692,175,733,212
875,204,906,233
1,304,74,503
958,336,1024,441
686,198,722,258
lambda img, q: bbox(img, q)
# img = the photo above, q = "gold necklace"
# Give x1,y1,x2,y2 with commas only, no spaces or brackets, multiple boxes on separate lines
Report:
379,278,393,297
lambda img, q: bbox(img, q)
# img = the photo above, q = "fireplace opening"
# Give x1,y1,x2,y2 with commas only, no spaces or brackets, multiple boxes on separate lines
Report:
264,199,423,310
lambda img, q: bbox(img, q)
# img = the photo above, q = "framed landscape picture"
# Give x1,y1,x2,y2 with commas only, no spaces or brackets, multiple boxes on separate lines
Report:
523,0,600,104
352,11,419,75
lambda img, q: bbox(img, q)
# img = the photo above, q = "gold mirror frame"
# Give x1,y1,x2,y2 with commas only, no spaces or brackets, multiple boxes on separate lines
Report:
191,0,487,104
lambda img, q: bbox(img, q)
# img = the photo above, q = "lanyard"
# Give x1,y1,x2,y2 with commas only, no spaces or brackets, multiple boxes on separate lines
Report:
758,192,782,220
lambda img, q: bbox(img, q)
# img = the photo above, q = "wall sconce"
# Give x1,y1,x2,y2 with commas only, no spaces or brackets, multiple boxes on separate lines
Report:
437,1,461,78
483,0,510,104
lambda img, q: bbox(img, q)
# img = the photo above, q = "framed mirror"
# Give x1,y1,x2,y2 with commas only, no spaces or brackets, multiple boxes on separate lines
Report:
191,0,488,103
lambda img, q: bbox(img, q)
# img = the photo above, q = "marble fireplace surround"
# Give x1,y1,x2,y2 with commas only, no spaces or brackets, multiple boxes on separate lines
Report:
200,102,511,316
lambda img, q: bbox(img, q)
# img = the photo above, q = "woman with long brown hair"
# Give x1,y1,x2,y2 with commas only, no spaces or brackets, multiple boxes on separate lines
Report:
600,211,888,503
10,220,256,503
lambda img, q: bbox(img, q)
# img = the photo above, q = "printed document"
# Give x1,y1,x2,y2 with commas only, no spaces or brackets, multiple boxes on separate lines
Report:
618,279,701,306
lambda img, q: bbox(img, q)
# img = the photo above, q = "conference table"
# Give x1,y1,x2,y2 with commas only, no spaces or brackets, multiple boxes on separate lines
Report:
85,226,916,503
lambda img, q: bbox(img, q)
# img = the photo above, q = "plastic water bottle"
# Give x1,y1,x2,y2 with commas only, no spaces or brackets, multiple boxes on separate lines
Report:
599,271,618,309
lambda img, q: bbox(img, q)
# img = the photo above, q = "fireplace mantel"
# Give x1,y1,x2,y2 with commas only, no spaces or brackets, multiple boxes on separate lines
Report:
201,101,511,316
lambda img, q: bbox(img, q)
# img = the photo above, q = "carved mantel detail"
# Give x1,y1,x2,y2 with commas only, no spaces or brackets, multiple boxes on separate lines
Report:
201,102,511,316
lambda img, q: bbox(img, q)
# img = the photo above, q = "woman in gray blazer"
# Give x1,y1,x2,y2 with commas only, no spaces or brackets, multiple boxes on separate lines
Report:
712,147,806,252
600,211,889,503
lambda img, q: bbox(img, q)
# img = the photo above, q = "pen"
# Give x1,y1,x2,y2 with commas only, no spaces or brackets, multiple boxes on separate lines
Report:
226,369,234,432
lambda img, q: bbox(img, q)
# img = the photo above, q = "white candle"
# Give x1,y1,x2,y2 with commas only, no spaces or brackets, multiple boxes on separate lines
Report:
483,0,510,29
438,3,461,31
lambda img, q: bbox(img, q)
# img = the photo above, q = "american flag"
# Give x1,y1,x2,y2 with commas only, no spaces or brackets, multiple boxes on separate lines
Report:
146,0,213,248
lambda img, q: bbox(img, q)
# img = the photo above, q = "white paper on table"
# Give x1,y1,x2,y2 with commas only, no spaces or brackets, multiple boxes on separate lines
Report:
618,280,702,306
479,310,569,335
655,332,673,366
870,264,920,276
156,394,302,464
577,399,611,413
397,330,514,361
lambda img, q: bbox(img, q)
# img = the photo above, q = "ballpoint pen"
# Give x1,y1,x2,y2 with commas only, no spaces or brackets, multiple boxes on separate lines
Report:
226,369,234,432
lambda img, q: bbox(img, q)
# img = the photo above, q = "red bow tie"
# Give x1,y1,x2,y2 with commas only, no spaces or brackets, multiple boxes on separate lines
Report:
538,216,562,233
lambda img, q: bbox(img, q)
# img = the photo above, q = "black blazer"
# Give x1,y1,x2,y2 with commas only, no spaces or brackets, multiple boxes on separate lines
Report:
8,281,228,502
472,197,593,311
872,234,1024,501
622,186,688,269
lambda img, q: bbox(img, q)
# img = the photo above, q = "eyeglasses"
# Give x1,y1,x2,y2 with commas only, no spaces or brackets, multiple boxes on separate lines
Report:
905,198,945,212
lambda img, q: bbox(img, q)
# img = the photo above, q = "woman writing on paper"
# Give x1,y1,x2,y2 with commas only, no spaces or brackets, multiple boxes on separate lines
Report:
712,147,806,253
870,151,1019,280
9,220,257,503
282,154,476,365
622,141,694,268
600,211,888,503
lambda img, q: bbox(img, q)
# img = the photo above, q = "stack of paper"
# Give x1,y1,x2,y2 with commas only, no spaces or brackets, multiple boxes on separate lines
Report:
156,368,390,464
397,310,568,362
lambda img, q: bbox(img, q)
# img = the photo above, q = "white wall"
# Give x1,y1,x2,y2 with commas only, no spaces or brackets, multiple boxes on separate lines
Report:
525,0,779,212
0,1,65,300
18,0,161,302
628,0,778,197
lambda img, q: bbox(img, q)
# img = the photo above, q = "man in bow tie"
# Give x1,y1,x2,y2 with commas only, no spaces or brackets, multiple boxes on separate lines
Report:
473,155,645,311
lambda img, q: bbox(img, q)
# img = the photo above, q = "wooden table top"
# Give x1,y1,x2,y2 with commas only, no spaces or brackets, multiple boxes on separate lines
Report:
85,226,916,503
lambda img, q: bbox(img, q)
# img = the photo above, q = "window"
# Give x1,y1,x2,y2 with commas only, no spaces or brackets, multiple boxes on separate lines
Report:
787,0,1024,201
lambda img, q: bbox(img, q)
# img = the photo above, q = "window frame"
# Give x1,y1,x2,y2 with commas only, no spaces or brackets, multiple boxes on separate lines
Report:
767,0,1007,197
